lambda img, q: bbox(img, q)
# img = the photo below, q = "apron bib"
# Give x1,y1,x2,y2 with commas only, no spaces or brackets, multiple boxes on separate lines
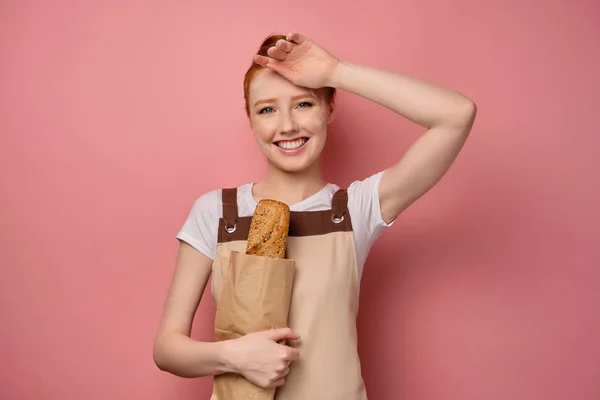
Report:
211,187,367,400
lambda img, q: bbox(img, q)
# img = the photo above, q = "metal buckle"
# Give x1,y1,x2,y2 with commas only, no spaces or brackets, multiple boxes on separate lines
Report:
331,213,344,224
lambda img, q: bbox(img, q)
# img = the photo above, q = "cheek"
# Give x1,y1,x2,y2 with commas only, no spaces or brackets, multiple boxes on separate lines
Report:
299,110,327,132
251,119,276,142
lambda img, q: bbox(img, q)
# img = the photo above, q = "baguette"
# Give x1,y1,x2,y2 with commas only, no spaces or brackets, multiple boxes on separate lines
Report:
246,199,291,258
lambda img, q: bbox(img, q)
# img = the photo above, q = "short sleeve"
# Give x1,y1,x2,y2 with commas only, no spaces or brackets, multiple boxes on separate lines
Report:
176,190,220,260
347,170,394,242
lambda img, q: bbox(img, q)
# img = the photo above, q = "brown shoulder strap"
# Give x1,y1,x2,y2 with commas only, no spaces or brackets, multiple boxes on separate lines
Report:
332,189,348,219
221,188,238,229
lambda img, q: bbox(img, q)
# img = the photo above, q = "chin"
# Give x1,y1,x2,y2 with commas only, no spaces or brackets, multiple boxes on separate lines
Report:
271,159,316,173
267,151,321,173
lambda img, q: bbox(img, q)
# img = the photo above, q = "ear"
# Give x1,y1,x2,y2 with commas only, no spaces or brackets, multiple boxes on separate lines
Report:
326,101,336,124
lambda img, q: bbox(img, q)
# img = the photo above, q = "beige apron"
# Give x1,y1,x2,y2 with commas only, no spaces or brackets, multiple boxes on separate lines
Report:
210,187,367,400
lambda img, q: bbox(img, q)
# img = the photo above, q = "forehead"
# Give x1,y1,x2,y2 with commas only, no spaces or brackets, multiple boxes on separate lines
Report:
248,69,315,103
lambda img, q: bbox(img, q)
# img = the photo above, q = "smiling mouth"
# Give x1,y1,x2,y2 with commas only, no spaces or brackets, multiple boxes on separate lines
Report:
275,137,309,150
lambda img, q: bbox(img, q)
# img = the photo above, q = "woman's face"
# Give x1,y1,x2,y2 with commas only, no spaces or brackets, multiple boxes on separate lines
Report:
247,69,334,173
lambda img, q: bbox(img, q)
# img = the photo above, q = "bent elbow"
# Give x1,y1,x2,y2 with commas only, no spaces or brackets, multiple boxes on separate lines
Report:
460,98,477,127
153,338,169,372
446,98,477,132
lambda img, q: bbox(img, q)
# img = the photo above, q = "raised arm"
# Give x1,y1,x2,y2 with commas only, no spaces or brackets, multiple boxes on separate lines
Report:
329,61,477,224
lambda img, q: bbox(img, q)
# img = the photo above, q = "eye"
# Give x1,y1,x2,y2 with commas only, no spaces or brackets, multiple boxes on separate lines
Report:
258,107,275,114
297,101,313,109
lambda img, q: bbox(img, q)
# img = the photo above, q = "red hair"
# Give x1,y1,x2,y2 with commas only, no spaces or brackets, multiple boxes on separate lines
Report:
243,34,336,117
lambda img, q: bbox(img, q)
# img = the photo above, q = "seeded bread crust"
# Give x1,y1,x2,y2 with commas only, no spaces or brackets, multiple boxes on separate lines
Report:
245,199,291,258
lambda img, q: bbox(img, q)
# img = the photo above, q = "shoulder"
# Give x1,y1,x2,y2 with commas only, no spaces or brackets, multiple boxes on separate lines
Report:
176,185,252,260
192,183,254,220
345,170,393,235
347,170,385,202
188,188,222,219
175,189,221,259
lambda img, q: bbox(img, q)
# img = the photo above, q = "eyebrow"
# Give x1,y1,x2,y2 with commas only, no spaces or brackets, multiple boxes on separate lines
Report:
254,94,315,108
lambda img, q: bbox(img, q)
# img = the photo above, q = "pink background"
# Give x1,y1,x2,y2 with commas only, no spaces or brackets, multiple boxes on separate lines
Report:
2,0,599,399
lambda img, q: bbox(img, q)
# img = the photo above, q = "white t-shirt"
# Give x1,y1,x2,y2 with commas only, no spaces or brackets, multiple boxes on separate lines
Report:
176,170,393,280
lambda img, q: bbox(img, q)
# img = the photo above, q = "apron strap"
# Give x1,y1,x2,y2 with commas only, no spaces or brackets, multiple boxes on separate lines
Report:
332,189,348,220
222,188,238,230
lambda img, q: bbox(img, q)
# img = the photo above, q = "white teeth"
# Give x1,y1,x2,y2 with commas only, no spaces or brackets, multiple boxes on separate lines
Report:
278,138,307,150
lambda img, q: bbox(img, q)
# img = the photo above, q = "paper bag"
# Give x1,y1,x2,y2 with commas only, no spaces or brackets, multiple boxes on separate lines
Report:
211,250,296,400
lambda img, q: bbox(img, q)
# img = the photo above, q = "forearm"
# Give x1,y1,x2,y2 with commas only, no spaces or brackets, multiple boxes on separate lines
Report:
329,60,476,129
153,333,236,378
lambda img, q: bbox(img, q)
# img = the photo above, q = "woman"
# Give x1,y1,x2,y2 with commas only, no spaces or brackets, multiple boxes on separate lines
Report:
154,31,476,398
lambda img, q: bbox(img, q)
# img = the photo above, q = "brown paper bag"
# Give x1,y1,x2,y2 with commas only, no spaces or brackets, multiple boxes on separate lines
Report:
211,250,296,400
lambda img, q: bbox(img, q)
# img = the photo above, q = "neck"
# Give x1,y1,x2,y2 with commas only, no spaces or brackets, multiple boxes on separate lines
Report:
253,159,326,205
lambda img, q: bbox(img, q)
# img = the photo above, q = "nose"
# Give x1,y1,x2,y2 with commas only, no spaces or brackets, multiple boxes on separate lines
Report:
278,110,299,135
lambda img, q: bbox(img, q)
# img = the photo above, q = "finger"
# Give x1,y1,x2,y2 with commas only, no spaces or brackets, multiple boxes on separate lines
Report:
253,54,270,67
254,55,285,73
284,346,300,361
266,327,300,341
267,46,287,61
286,31,306,45
276,39,294,53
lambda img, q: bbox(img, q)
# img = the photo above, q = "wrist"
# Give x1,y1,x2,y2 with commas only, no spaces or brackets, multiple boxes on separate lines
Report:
218,339,241,374
327,59,351,89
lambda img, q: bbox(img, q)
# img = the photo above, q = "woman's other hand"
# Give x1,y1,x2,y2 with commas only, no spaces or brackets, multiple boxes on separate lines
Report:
253,31,340,89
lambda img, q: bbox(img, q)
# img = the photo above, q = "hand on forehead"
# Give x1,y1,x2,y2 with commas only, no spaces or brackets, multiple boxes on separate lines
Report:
249,69,324,105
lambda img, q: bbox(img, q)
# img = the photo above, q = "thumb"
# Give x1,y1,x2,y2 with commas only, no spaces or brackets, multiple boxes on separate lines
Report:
264,327,300,341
